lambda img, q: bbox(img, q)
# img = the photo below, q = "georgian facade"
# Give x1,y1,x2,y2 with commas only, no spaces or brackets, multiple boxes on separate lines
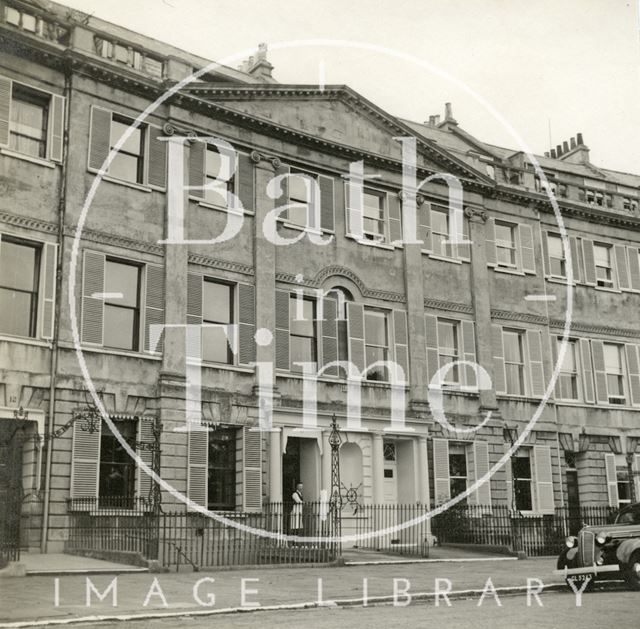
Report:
1,0,639,553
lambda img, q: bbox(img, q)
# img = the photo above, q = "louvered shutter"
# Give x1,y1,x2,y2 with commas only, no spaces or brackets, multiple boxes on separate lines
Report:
187,427,208,509
81,250,105,345
569,237,583,283
491,324,506,394
625,344,640,406
48,94,65,163
424,313,440,385
321,296,338,377
0,76,11,147
319,175,335,232
505,453,514,509
432,439,450,504
518,224,536,274
541,231,550,275
627,247,640,291
346,302,365,375
461,320,476,389
457,217,471,261
136,417,155,504
419,201,432,251
237,282,256,366
614,244,630,290
147,125,167,189
393,309,409,383
590,340,608,404
344,179,362,238
188,139,205,199
485,217,497,266
526,329,545,397
243,426,262,512
186,272,203,359
275,289,290,371
70,419,101,503
40,242,57,340
144,263,164,353
88,106,111,171
533,446,554,514
387,192,402,246
582,239,597,286
237,152,255,213
579,339,595,403
604,453,619,507
472,441,491,507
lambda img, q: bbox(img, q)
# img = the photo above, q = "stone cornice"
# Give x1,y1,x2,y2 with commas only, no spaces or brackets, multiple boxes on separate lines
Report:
549,318,640,339
187,253,254,277
491,309,549,326
0,210,58,235
423,298,473,315
276,265,406,303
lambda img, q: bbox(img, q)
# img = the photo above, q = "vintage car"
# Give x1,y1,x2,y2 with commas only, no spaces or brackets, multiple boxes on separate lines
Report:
556,503,640,591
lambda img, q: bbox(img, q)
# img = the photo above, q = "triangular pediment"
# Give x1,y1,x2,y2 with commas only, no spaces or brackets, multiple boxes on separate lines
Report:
180,84,491,183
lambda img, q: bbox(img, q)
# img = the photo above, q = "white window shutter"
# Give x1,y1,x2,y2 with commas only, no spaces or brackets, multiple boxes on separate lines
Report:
392,309,409,384
590,340,608,404
541,231,550,276
40,242,57,340
318,175,335,232
472,441,491,507
518,224,536,274
424,313,439,385
533,445,554,514
485,217,497,266
419,201,432,251
604,453,619,508
491,324,506,394
346,302,365,374
0,76,11,147
432,438,450,505
81,250,105,346
243,426,262,512
387,192,402,246
320,296,338,377
526,329,545,397
344,176,362,238
625,344,640,406
48,94,65,163
186,272,203,359
579,339,595,403
460,320,477,390
627,247,640,291
614,244,631,291
187,428,208,510
569,237,583,283
237,282,256,366
144,263,164,354
582,239,597,286
146,124,167,189
136,417,155,505
275,289,290,371
88,106,112,171
70,419,101,504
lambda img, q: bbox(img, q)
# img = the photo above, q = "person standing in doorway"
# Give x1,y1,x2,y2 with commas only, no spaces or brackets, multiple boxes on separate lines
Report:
290,482,304,541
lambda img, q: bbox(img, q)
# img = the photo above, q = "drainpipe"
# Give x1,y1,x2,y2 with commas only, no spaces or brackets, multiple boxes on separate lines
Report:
40,66,72,554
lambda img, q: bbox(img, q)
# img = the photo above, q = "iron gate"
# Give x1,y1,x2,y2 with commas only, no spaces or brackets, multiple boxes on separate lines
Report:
0,420,25,565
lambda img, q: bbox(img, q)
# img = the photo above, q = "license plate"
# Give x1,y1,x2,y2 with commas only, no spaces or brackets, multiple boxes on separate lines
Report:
568,574,593,583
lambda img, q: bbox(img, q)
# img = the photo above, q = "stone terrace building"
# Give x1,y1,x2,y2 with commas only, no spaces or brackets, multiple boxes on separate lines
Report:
0,0,639,553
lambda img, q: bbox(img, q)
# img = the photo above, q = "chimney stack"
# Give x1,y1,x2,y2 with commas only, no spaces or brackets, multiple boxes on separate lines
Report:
570,137,576,149
550,148,557,159
577,132,584,145
556,132,589,165
556,144,563,157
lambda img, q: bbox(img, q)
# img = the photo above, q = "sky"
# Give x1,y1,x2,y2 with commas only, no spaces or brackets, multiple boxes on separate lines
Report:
57,0,640,174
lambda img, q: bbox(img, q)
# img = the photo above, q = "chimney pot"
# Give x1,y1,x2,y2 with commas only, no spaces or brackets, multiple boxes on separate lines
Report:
577,132,584,145
445,102,453,120
556,144,563,156
563,140,569,153
433,115,440,125
570,137,577,149
550,148,557,159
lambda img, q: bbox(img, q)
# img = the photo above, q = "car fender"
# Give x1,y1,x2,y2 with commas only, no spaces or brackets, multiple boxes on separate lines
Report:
616,539,640,565
557,547,579,569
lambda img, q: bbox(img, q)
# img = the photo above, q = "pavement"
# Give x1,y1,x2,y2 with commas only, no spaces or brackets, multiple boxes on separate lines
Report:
0,552,567,627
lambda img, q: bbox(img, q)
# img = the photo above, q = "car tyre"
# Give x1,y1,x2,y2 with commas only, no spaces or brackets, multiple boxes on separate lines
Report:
624,551,640,591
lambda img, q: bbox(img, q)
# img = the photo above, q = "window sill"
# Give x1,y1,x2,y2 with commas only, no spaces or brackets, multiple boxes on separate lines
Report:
345,234,395,251
193,197,254,216
0,334,52,348
196,360,255,374
61,342,162,360
493,266,526,277
428,254,463,265
88,169,152,193
1,148,56,169
545,275,577,286
594,285,621,294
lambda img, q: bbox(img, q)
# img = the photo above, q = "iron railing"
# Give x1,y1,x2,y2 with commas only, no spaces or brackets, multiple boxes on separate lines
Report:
431,504,617,557
66,498,339,570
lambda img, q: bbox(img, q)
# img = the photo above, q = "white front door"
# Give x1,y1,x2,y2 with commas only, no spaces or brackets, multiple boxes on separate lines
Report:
383,440,398,504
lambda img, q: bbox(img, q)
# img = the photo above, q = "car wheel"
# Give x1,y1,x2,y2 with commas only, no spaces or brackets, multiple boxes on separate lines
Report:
624,551,640,591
